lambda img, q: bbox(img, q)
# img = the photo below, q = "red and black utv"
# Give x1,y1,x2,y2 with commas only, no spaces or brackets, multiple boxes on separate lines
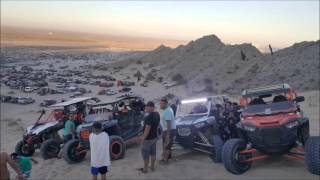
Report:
221,84,319,175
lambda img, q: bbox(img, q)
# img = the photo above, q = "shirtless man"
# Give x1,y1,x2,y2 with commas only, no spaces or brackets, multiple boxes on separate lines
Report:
0,152,23,180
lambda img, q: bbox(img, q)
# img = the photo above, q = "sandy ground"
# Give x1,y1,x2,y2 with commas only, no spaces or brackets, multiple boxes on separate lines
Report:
0,60,319,180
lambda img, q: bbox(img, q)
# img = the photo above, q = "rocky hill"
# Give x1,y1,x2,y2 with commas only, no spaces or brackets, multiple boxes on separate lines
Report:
111,34,319,95
228,40,320,94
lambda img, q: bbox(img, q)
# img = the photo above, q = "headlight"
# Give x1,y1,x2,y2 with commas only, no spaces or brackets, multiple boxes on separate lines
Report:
243,125,256,132
285,121,299,129
178,127,192,136
194,122,206,128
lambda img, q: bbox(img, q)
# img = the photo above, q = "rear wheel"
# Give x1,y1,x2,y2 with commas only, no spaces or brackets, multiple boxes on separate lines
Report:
222,138,252,174
109,135,125,160
63,139,87,164
210,135,223,163
40,139,61,159
305,136,320,175
15,140,35,156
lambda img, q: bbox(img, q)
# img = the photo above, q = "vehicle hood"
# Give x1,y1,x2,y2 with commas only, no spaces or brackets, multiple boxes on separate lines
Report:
26,121,59,135
242,113,300,127
176,115,208,126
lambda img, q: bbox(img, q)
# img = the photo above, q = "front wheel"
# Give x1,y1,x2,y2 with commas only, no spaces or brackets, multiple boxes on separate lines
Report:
15,140,35,156
63,139,87,164
305,136,320,175
40,139,61,160
222,138,252,175
109,135,125,160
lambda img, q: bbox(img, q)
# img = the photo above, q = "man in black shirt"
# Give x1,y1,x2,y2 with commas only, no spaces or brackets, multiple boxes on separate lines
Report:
140,101,160,173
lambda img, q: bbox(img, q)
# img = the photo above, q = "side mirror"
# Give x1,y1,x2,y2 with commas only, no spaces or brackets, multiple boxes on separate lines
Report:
295,96,305,102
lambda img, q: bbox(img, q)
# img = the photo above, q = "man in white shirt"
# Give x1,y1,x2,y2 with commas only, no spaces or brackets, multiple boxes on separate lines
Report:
89,122,110,180
159,98,176,163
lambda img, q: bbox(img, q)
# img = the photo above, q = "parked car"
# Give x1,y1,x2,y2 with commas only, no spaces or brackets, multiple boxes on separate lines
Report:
99,82,114,88
56,84,64,88
40,99,57,107
98,89,106,95
106,89,117,96
17,97,35,104
1,95,13,103
24,86,33,92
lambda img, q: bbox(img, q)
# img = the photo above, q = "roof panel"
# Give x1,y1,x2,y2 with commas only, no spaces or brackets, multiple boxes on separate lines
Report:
50,97,92,107
242,84,291,97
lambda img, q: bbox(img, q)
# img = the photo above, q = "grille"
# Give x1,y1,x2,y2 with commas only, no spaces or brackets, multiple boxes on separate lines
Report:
178,127,192,137
261,128,282,146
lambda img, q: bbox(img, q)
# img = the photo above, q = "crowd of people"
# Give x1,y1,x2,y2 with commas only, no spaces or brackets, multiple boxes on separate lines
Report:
212,101,241,141
1,97,240,180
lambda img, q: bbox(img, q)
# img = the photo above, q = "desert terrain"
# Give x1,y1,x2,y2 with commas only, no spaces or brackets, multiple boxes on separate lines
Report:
0,34,319,180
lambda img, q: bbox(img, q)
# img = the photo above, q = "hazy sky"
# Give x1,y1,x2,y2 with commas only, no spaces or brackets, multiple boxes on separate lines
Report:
1,1,319,49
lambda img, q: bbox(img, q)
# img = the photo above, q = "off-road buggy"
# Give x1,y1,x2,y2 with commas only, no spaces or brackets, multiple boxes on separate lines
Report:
221,84,319,175
62,96,145,164
175,95,229,162
15,97,96,159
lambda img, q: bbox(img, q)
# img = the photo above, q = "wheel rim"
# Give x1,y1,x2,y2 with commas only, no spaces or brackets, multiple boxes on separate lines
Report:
111,141,122,157
70,142,79,159
234,146,251,169
48,144,59,155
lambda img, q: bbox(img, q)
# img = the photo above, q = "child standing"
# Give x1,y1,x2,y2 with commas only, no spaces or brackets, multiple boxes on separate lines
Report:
89,122,110,180
10,153,38,179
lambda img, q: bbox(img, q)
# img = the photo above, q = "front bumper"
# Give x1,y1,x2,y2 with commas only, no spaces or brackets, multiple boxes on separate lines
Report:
244,125,298,155
176,125,196,148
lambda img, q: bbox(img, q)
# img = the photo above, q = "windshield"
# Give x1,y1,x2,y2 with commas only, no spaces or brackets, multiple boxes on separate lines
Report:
177,101,210,116
38,109,63,124
243,101,296,115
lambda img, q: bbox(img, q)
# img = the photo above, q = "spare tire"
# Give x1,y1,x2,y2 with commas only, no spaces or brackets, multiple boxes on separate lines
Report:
305,136,320,175
63,139,87,164
110,135,125,160
40,139,61,159
15,140,35,157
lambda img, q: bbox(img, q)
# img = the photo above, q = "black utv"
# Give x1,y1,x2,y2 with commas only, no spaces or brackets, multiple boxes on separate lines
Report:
62,96,145,163
175,95,229,162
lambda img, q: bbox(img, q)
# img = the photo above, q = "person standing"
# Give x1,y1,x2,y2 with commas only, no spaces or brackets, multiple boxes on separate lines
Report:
89,122,110,180
10,153,38,179
159,98,176,164
0,152,23,180
140,101,160,173
63,114,76,143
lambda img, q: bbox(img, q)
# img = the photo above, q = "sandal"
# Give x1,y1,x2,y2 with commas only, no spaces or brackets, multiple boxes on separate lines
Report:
138,168,148,173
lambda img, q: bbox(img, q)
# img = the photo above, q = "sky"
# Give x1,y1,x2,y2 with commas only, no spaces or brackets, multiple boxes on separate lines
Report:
1,1,319,49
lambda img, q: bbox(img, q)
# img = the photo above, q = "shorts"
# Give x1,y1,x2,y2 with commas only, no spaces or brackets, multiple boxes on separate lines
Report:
141,138,158,160
91,166,108,175
23,171,31,179
162,129,176,150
